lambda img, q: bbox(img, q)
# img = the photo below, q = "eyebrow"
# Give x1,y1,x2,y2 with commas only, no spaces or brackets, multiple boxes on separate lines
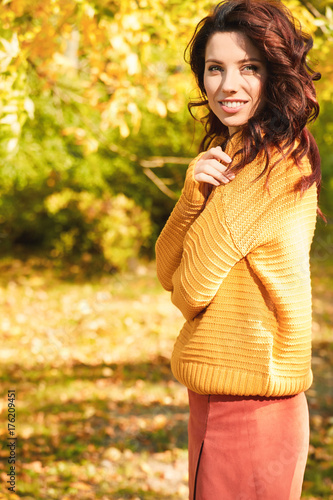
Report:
205,58,263,64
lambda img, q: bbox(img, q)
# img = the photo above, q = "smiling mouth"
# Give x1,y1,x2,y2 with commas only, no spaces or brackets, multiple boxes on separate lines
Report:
220,100,248,108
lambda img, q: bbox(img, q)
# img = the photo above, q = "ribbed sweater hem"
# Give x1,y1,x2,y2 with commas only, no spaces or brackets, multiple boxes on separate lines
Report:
171,358,313,397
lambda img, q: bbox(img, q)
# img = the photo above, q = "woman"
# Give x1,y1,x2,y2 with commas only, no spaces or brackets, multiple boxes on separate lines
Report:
155,0,323,498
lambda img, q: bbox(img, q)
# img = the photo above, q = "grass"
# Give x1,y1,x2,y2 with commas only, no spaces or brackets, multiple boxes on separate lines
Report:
0,251,332,499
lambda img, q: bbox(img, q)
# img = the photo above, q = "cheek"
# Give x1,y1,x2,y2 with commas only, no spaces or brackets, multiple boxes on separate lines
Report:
253,77,266,104
248,81,263,107
204,75,219,98
203,74,209,95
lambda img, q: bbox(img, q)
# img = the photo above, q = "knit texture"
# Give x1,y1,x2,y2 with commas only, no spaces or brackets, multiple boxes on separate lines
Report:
156,134,318,397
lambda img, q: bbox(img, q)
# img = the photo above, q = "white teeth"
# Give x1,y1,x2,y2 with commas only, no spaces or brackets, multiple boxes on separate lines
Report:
221,101,245,108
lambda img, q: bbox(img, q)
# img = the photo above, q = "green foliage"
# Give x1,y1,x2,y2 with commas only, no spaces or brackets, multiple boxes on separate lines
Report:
312,100,333,220
45,190,152,270
0,182,152,271
0,32,31,158
0,81,194,266
0,0,333,267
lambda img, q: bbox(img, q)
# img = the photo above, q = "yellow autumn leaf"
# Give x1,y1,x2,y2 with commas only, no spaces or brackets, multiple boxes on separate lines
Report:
7,137,18,152
127,102,142,131
83,137,99,155
23,97,34,119
110,34,130,53
125,52,140,75
0,34,19,72
167,99,182,113
147,97,167,118
0,114,18,125
121,13,142,31
119,119,130,138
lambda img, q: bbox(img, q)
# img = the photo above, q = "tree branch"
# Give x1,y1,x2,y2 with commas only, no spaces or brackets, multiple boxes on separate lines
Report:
143,168,177,199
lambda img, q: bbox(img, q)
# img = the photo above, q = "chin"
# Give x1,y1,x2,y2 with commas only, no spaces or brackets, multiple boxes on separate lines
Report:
222,119,247,129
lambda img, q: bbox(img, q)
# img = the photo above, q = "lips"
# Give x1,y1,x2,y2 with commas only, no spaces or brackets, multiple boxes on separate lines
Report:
219,100,248,113
221,100,247,108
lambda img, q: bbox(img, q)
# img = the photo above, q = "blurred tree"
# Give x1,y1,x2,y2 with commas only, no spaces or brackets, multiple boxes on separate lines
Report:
0,0,332,268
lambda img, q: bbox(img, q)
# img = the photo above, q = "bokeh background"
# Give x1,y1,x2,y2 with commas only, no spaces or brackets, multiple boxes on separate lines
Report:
0,0,332,498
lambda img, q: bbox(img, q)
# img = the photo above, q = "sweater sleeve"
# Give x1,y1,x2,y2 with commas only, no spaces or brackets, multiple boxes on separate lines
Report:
155,153,208,291
170,189,244,321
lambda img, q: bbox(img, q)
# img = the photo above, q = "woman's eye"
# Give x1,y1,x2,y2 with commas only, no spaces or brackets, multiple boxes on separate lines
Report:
243,64,258,72
208,65,222,72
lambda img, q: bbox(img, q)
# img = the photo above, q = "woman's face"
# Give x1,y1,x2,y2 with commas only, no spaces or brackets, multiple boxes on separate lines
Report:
203,31,267,135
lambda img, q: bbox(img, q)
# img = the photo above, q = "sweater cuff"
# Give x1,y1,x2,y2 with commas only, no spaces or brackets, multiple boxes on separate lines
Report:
182,153,207,205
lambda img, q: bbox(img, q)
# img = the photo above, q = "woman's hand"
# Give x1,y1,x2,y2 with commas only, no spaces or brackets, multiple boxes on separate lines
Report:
194,147,235,187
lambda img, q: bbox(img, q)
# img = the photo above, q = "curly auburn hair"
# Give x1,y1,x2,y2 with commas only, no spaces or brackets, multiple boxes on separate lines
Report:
186,0,324,217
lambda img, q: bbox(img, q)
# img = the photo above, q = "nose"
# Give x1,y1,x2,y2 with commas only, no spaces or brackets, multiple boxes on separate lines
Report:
221,69,240,94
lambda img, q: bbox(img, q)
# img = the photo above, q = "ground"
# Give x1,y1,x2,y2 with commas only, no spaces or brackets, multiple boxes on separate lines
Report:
0,255,332,499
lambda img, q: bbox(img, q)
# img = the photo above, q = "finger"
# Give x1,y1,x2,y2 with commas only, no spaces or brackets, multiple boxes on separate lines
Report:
210,168,233,184
210,159,235,175
196,159,235,179
194,171,231,186
198,157,232,176
208,146,232,164
202,165,232,184
195,172,222,186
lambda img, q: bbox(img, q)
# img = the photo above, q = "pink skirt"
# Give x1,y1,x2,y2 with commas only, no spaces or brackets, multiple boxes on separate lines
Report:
188,390,309,500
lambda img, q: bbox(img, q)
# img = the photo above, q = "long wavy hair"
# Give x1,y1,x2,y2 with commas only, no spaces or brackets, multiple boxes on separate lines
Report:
186,0,324,217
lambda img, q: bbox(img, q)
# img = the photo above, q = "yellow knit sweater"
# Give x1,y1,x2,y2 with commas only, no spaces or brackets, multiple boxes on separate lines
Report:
156,134,318,397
